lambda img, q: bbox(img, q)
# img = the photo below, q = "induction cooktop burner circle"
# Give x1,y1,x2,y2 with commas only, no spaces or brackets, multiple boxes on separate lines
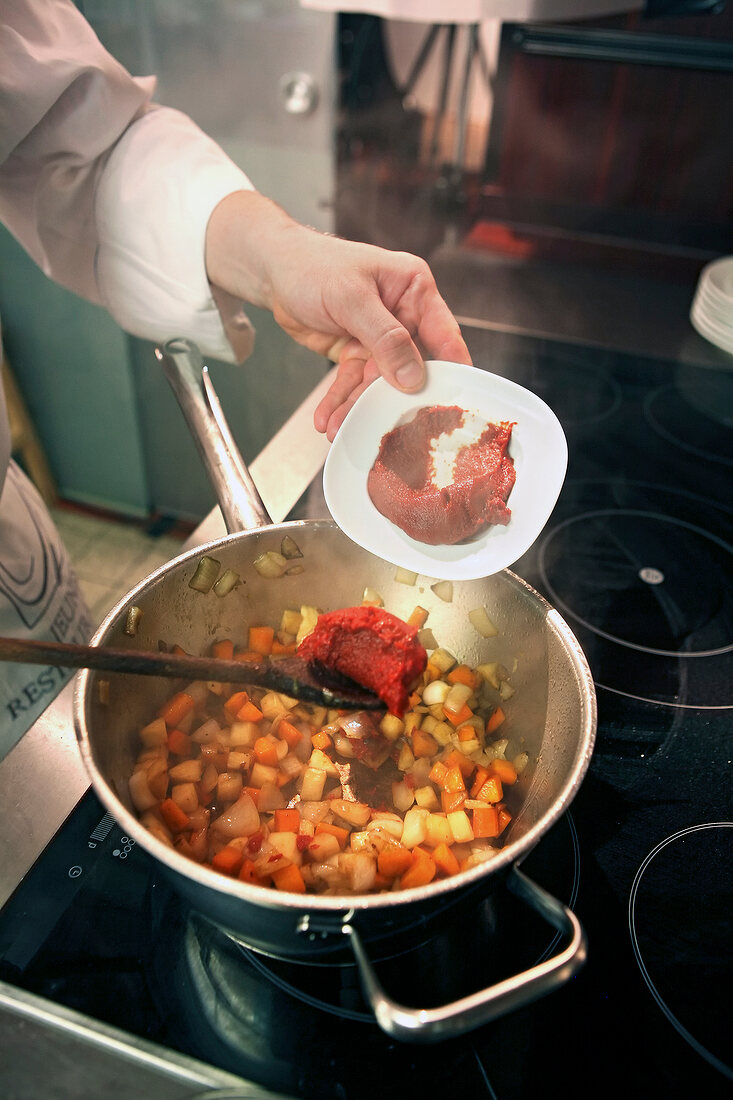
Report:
644,380,733,469
540,509,733,659
536,499,733,708
629,822,733,1082
492,343,623,428
159,811,580,1086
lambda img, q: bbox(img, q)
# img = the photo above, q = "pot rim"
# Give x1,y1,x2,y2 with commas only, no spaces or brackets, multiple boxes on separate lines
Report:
73,518,597,915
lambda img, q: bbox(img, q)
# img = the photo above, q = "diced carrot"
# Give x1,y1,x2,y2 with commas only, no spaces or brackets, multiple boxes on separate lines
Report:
377,845,414,878
408,691,422,709
472,804,500,838
244,786,261,807
458,724,477,742
167,728,193,756
311,730,332,751
171,644,189,656
441,789,467,814
159,797,190,833
442,749,475,778
373,871,392,890
224,690,250,717
237,699,264,723
486,706,506,733
443,765,466,792
272,863,306,894
412,728,439,758
212,639,234,661
498,806,513,832
158,691,196,729
273,808,301,833
490,758,518,785
444,702,473,727
470,766,490,798
315,822,350,848
278,719,303,748
429,760,449,786
248,625,275,656
401,849,436,889
432,842,460,877
407,605,428,629
254,736,279,767
211,845,245,876
238,858,259,884
271,640,297,655
475,774,503,804
447,664,478,690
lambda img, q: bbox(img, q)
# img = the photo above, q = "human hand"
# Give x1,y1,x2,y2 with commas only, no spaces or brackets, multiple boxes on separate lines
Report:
205,191,472,440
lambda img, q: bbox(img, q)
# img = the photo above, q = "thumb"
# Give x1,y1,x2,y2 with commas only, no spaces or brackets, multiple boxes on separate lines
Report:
351,299,425,393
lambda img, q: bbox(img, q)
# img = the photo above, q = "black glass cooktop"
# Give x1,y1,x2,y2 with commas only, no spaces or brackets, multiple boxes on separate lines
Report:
1,332,731,1099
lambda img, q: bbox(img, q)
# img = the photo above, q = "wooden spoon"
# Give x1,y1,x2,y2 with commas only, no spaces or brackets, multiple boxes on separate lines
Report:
0,636,383,710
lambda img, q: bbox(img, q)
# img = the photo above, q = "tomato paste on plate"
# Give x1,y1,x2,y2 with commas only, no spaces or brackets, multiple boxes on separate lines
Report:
297,605,427,717
367,405,516,546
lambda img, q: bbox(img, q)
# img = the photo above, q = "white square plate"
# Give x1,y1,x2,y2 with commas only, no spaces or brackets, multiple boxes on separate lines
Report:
323,360,567,581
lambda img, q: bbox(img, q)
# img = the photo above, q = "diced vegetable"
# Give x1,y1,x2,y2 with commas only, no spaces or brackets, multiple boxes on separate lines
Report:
468,607,499,638
130,604,523,896
189,556,221,593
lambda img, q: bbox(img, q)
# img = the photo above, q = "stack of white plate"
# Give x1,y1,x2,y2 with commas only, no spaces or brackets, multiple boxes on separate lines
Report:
690,256,733,356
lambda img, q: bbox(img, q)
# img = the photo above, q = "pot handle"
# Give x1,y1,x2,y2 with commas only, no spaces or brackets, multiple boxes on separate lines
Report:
155,338,272,534
343,865,587,1042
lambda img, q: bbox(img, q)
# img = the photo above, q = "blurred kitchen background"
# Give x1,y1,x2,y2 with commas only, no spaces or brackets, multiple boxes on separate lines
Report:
1,0,732,620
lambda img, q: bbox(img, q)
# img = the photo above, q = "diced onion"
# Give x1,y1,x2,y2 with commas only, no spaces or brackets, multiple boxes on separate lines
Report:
124,605,143,636
280,535,303,560
330,800,371,827
362,587,384,607
213,568,240,597
191,718,221,744
468,606,499,638
394,567,417,586
430,580,453,602
417,628,438,650
299,800,331,824
444,681,472,714
422,679,451,706
430,648,457,673
337,712,372,739
189,556,221,593
253,551,288,579
400,806,429,847
513,751,529,775
212,793,260,838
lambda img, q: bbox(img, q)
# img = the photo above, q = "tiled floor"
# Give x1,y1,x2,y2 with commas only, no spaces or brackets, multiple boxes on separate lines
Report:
51,505,188,628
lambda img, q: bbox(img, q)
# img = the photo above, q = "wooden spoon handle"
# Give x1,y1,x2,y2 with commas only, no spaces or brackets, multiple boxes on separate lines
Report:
0,636,382,709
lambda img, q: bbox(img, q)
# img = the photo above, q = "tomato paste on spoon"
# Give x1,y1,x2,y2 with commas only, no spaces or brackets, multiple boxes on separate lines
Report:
297,605,427,717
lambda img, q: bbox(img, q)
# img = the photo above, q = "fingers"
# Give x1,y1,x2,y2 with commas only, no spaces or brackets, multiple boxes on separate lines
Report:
416,289,473,367
342,290,426,394
313,352,379,441
313,350,366,434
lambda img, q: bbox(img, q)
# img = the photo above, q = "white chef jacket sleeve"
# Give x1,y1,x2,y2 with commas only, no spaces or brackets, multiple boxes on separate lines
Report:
0,0,255,364
94,104,256,364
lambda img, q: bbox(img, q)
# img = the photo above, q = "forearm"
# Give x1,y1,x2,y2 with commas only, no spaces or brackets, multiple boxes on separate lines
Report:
205,190,309,311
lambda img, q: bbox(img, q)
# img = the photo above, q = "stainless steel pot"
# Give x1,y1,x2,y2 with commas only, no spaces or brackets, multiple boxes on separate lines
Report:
73,339,597,1041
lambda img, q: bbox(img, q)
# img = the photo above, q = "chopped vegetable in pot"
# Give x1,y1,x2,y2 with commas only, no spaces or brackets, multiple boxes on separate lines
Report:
129,603,526,896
